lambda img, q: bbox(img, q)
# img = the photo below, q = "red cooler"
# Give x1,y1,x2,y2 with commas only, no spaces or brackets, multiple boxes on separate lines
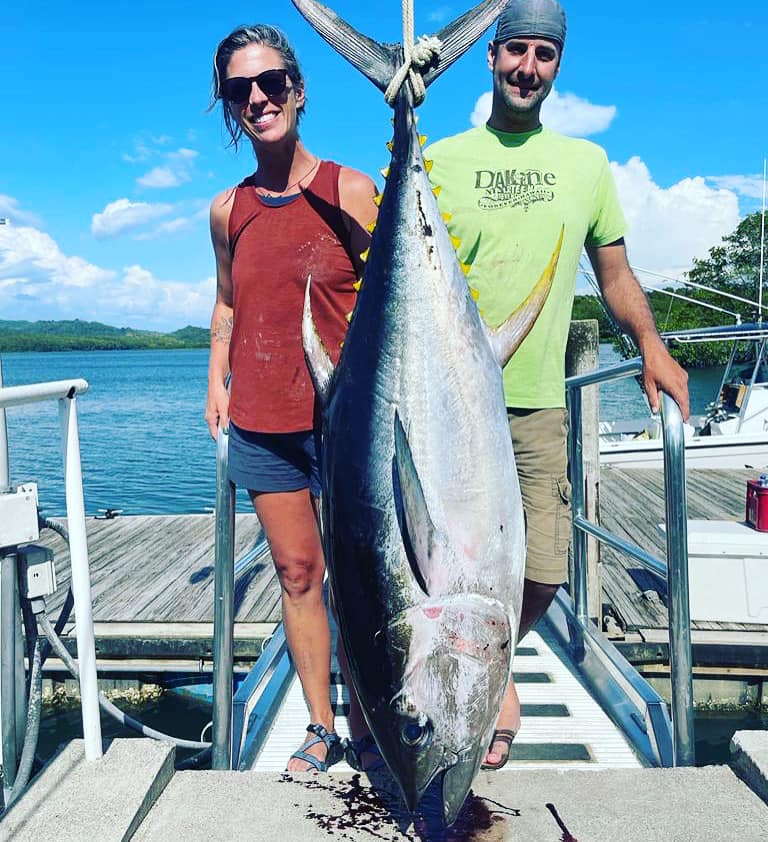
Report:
746,475,768,532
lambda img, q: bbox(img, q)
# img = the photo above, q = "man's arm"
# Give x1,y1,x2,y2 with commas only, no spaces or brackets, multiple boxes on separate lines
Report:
587,239,690,420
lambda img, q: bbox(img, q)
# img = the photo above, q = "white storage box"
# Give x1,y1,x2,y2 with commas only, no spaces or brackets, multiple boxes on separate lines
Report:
657,520,768,624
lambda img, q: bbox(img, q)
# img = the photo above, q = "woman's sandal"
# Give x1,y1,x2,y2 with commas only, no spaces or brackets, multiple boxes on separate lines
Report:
480,728,518,771
288,723,344,772
344,734,387,773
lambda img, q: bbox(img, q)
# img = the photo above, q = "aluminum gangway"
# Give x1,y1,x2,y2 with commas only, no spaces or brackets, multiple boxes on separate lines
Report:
211,359,694,774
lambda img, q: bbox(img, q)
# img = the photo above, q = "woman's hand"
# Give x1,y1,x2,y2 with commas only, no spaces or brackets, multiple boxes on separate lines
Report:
205,380,230,440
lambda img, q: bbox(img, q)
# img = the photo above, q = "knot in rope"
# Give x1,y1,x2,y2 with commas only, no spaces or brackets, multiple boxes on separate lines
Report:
384,35,442,107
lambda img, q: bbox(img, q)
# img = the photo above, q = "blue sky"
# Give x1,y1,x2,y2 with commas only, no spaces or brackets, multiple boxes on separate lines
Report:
1,0,766,331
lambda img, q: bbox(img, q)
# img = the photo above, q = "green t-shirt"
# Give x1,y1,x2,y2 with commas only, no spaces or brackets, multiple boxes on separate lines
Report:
425,124,626,408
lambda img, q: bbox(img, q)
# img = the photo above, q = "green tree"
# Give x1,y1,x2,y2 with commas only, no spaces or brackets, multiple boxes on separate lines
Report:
572,212,766,367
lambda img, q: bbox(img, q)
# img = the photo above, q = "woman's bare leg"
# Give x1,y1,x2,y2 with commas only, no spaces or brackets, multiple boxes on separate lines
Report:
485,579,559,766
250,488,334,771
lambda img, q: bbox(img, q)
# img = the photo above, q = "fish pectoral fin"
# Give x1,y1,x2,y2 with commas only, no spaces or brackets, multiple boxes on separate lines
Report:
392,412,438,596
301,275,335,406
488,226,564,368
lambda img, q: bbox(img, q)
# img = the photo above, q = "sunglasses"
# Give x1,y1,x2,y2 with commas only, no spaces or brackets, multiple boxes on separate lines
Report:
221,69,289,104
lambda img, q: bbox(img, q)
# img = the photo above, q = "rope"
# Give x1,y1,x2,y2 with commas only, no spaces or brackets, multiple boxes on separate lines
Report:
384,0,441,107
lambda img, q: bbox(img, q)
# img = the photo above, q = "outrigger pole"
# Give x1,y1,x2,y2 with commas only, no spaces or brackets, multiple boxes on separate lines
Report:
759,158,766,323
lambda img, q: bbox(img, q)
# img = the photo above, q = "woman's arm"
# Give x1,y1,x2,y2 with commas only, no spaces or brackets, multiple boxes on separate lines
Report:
338,167,379,277
205,188,236,439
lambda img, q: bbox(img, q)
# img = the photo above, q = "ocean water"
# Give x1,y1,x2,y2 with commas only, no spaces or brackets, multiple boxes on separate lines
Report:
0,347,749,770
1,346,724,516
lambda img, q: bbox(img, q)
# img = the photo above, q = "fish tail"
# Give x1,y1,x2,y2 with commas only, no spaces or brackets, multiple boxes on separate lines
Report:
290,0,511,94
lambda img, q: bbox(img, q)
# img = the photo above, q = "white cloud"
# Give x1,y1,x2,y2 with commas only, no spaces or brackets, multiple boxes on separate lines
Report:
469,87,616,136
611,157,741,279
0,224,114,290
134,206,208,241
470,92,493,127
137,167,188,188
706,174,765,201
91,199,173,238
427,5,453,23
542,90,616,136
132,143,200,190
0,220,212,329
0,195,43,228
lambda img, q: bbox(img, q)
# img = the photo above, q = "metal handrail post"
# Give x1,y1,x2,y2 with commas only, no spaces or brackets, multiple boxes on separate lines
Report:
0,360,9,492
660,392,695,765
1,552,20,801
59,394,102,759
568,385,588,624
212,425,235,769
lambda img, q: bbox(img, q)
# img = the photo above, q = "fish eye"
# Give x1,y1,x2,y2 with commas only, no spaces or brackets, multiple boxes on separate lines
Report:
401,719,432,748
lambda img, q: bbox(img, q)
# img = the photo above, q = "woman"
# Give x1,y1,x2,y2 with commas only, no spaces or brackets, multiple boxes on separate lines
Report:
205,24,377,772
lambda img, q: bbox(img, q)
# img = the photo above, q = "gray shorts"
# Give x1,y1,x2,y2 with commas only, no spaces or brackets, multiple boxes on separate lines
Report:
228,423,322,497
507,407,571,586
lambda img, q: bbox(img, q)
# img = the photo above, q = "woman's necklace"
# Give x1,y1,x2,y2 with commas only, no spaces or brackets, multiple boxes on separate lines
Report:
254,157,320,198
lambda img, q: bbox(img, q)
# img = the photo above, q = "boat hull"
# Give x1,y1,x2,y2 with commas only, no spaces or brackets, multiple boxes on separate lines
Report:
600,433,768,470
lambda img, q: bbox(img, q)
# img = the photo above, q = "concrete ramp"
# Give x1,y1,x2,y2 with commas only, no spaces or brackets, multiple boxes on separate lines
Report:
2,739,174,842
132,766,767,842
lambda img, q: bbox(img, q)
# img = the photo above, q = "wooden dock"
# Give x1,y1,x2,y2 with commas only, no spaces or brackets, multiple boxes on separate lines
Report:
36,468,768,674
599,467,768,674
38,513,280,663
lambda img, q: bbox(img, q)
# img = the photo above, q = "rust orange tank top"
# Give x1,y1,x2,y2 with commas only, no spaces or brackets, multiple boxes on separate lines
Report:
227,160,357,433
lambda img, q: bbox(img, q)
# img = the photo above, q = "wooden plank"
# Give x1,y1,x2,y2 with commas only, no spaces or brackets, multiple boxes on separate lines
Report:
598,468,768,636
36,513,277,625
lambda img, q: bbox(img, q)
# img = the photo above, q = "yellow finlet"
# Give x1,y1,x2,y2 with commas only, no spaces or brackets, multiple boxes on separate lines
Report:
380,166,390,179
450,235,461,250
432,185,442,197
460,261,471,276
345,311,353,323
424,159,433,173
353,279,362,292
386,140,394,152
366,221,376,233
469,287,480,301
419,134,428,147
373,194,383,207
339,341,344,349
360,248,370,263
442,212,452,223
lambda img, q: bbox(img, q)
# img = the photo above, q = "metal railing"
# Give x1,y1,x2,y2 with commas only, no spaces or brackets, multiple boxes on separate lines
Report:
212,424,235,770
566,357,695,766
0,375,102,784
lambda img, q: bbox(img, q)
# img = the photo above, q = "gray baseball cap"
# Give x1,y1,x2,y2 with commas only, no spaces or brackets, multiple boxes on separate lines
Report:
494,0,567,49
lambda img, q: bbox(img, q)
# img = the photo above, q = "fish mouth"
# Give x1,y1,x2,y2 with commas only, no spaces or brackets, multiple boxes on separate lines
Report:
440,748,484,826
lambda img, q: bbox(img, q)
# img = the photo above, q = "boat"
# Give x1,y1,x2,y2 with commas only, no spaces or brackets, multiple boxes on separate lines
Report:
600,322,768,469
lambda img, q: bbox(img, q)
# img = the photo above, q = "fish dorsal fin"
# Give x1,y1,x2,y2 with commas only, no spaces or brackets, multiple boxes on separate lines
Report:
291,0,511,94
487,227,564,368
301,275,335,406
392,411,439,597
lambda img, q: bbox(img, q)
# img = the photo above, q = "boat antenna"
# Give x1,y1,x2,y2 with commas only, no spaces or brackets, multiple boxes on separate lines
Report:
759,158,766,324
578,256,637,359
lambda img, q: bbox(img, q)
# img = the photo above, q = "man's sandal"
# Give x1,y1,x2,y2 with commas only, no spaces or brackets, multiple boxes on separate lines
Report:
288,723,344,772
480,728,518,771
344,734,387,773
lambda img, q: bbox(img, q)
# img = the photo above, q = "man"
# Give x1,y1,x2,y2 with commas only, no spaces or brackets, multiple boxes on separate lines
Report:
426,0,689,770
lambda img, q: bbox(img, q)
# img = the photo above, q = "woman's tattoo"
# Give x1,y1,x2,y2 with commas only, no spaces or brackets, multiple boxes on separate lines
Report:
213,315,233,343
